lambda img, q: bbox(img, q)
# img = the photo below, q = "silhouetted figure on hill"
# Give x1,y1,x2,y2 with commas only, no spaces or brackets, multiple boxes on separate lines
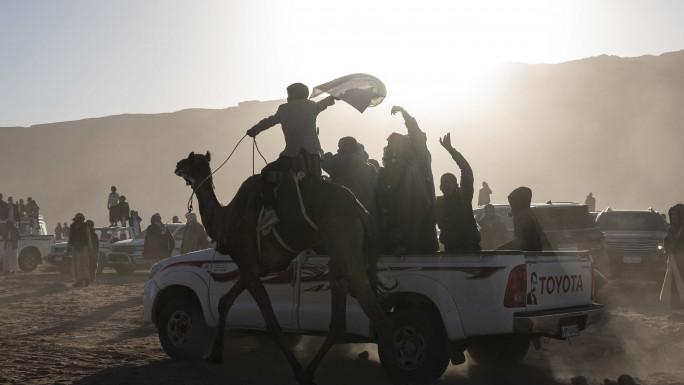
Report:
478,181,492,207
322,136,378,214
376,106,437,254
479,204,509,250
247,82,337,234
496,187,543,251
107,186,119,227
585,192,596,212
435,133,480,252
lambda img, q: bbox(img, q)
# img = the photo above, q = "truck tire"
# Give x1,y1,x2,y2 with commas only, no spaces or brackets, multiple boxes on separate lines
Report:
467,335,530,367
158,297,211,360
379,307,450,383
115,265,135,275
97,253,106,274
18,249,40,272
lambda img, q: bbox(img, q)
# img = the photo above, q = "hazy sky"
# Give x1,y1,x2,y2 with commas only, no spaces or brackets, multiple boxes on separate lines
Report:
1,0,684,127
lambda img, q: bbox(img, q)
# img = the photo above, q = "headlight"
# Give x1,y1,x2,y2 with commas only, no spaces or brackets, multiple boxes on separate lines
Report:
149,263,163,279
658,245,664,250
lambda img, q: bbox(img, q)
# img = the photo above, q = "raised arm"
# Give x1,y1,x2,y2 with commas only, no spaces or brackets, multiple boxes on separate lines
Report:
247,106,283,137
316,95,336,113
439,133,474,201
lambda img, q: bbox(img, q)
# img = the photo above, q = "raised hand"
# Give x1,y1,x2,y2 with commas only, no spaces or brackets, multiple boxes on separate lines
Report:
439,133,455,153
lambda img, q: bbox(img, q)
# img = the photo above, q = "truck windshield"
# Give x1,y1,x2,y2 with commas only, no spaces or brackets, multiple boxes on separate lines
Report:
94,227,117,240
533,207,597,231
597,212,666,232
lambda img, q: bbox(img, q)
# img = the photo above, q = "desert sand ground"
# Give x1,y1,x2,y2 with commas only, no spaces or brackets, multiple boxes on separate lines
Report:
1,265,684,385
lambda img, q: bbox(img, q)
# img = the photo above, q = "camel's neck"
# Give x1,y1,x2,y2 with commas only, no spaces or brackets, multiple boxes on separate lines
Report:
193,176,224,240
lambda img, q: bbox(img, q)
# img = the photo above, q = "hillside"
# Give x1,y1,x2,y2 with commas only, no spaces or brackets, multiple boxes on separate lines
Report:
1,50,683,228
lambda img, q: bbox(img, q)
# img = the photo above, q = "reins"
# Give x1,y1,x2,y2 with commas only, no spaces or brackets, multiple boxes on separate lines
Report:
186,134,267,215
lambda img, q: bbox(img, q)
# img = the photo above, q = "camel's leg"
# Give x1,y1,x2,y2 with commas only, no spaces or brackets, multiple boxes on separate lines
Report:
242,269,314,385
206,279,245,363
349,279,404,385
305,276,347,378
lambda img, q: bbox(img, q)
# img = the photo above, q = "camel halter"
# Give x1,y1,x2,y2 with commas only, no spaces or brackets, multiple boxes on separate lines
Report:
186,134,267,215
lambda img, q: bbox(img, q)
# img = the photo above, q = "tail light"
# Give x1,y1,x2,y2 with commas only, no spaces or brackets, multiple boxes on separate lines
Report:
504,264,527,308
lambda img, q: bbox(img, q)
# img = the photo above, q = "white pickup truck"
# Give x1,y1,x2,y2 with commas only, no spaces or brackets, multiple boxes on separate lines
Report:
0,216,54,272
143,249,603,383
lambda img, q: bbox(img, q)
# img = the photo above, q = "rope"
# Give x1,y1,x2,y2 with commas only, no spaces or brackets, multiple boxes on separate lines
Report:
293,171,319,231
186,134,249,214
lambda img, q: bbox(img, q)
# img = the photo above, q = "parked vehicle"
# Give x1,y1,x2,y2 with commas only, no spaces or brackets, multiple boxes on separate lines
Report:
474,203,606,265
0,215,54,272
144,249,602,382
46,226,134,274
595,208,668,279
108,223,185,275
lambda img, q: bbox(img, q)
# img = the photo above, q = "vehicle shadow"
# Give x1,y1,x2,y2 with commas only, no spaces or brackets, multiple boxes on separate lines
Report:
73,334,572,385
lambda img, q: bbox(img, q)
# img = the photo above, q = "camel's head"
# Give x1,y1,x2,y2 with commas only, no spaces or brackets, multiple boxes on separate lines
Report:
175,151,212,189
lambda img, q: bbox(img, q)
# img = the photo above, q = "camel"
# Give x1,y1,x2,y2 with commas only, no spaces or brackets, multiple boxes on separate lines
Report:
174,151,402,385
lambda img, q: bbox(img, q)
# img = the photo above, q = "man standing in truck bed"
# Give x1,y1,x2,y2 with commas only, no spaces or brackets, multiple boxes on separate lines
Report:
435,133,480,252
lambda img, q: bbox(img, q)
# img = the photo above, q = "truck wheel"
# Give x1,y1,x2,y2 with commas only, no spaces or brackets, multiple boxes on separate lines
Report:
97,253,106,274
115,265,135,275
18,249,40,272
379,307,450,383
467,335,530,367
158,297,211,360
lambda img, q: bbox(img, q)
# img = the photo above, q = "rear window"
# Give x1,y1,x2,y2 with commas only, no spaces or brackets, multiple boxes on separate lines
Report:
597,212,666,232
532,206,597,231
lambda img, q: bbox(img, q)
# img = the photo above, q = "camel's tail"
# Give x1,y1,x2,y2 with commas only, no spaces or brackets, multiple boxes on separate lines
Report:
361,213,398,304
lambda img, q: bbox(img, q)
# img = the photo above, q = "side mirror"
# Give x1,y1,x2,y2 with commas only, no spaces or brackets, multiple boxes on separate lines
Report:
111,238,119,243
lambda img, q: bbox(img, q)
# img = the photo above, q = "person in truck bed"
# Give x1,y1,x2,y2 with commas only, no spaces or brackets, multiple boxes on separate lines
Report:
435,133,480,252
496,187,543,251
377,106,438,254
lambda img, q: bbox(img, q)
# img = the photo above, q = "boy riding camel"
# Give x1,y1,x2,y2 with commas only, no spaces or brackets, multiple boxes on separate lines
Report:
247,82,336,233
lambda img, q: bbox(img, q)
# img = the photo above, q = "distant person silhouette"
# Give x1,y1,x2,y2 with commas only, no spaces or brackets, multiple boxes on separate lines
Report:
479,204,509,250
478,181,492,207
118,196,130,228
246,82,337,234
107,186,120,227
172,215,182,224
496,187,543,251
435,133,480,252
585,192,596,212
62,223,70,240
662,204,684,320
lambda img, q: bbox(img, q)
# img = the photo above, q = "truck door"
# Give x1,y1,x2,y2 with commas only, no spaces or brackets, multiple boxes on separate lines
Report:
210,257,297,330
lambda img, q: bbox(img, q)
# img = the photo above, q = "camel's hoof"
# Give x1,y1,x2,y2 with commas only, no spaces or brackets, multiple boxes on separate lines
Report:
205,351,224,364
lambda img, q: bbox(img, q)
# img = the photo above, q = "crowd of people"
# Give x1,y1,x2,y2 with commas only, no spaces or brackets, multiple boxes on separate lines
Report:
247,83,543,255
105,186,143,234
0,194,40,222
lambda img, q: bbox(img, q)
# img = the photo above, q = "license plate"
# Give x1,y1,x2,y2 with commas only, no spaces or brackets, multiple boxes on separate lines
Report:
561,324,580,337
54,256,62,262
623,255,642,264
558,243,578,251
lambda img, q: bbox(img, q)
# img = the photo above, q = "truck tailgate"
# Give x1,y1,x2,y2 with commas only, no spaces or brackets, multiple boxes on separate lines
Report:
525,252,593,311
